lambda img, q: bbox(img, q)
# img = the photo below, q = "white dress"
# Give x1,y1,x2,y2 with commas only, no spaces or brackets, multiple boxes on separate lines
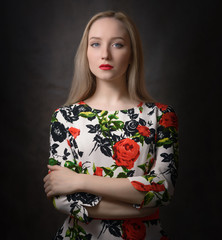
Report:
48,101,179,240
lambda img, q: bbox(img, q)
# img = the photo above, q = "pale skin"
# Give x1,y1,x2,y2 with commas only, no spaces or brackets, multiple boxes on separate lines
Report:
43,17,158,219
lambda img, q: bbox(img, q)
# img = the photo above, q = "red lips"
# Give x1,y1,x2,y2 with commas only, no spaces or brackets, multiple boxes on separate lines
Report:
99,64,113,70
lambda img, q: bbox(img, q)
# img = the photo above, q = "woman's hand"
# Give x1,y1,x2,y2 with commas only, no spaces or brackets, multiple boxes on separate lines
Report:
43,165,80,197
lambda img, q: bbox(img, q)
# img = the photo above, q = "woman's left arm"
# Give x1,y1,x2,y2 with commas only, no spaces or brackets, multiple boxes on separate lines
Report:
44,165,146,205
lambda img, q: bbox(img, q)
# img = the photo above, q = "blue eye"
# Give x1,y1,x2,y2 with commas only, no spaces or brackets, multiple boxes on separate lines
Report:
113,43,123,48
91,43,100,47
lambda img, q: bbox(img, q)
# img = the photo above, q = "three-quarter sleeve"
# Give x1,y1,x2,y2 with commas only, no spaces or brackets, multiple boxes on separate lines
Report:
128,105,179,208
48,109,101,222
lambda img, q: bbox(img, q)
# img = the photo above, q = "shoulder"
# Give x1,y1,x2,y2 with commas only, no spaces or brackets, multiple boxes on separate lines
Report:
143,102,176,114
51,101,94,124
143,102,178,129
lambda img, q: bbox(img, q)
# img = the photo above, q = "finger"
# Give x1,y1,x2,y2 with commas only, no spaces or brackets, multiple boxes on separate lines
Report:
44,185,52,195
47,165,61,171
47,190,55,198
44,181,50,190
43,173,50,182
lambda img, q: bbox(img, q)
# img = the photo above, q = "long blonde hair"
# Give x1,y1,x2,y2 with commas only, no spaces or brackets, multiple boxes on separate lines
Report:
64,10,153,106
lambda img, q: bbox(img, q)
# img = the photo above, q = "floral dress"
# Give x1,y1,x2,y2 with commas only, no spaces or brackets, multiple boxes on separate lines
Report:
48,101,179,240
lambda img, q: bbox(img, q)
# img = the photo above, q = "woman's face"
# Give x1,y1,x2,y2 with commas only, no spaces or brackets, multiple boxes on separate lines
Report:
87,17,131,83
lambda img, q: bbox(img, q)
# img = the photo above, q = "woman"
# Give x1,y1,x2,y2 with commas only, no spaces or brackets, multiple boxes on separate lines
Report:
43,11,178,240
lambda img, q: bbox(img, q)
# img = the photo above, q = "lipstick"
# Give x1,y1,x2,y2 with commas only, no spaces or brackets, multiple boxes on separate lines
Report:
99,64,113,70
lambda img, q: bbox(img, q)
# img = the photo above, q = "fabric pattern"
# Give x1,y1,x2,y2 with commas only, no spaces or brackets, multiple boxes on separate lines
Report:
49,101,178,240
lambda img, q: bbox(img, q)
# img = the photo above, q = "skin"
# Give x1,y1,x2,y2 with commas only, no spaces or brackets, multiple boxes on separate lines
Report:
43,17,158,219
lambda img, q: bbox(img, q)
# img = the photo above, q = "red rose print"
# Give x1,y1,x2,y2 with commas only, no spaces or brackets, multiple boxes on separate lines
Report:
137,125,151,137
137,102,143,108
122,219,146,240
131,181,152,191
67,139,71,147
131,181,165,192
155,102,168,111
94,167,103,176
68,127,80,139
137,102,143,113
112,138,140,169
78,161,82,167
159,112,178,130
150,182,165,192
79,101,86,105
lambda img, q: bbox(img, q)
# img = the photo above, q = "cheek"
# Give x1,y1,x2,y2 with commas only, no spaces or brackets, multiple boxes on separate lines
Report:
87,49,98,75
117,47,131,61
87,49,99,68
87,49,93,66
116,51,131,68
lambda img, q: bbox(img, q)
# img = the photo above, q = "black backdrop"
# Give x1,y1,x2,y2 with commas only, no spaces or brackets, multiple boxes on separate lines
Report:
3,0,221,239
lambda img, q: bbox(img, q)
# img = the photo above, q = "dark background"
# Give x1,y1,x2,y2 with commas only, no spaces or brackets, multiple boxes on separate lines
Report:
3,0,221,239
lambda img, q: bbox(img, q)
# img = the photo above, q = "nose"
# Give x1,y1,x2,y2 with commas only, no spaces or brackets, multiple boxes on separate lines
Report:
101,45,110,60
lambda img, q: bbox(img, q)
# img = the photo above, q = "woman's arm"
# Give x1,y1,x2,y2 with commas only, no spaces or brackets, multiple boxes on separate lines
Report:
86,198,158,219
52,193,158,219
45,165,145,205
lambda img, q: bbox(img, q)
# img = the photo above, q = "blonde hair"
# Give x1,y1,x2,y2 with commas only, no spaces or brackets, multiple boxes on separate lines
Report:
64,10,153,106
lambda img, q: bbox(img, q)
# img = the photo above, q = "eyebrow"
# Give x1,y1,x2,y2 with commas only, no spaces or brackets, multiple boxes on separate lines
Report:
89,37,125,41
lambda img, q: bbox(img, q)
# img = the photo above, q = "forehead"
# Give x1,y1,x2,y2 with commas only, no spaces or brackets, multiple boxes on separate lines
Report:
88,17,129,39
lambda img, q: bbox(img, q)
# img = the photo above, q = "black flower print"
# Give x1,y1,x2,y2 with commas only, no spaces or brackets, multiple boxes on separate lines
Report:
51,121,67,142
123,120,139,137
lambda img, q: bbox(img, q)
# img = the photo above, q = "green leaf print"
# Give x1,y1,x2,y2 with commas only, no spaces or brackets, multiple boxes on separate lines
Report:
77,224,86,234
79,112,96,118
143,175,155,182
100,110,108,117
51,115,58,123
162,190,170,202
65,228,71,237
144,192,155,205
101,118,108,125
48,158,58,166
101,167,114,177
112,120,124,129
138,163,146,172
101,125,109,131
117,172,127,178
64,161,75,169
108,113,119,120
139,135,144,146
156,138,173,147
157,114,163,122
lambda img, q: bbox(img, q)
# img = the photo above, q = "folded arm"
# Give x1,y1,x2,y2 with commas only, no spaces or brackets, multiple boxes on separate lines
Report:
85,198,158,219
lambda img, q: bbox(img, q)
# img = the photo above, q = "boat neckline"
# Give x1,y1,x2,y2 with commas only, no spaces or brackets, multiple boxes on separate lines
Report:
79,101,144,112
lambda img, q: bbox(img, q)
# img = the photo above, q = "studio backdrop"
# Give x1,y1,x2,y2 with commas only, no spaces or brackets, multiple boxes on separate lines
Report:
3,0,220,239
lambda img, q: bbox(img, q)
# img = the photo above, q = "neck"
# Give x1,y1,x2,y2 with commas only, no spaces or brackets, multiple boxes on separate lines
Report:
84,76,139,110
94,78,129,103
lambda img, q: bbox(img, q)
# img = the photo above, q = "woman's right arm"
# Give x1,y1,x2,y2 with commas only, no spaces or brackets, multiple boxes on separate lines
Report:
86,198,158,219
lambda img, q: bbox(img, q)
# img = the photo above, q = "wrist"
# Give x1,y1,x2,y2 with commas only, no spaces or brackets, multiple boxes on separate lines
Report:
77,173,87,192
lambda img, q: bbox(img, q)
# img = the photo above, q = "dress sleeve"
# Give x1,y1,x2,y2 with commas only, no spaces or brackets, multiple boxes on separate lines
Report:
48,109,101,223
128,105,179,208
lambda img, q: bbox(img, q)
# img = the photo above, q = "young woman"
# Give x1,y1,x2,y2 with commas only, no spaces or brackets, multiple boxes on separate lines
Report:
43,11,178,240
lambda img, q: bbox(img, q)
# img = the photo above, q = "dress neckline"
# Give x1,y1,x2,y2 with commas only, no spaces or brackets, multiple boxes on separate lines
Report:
79,101,144,113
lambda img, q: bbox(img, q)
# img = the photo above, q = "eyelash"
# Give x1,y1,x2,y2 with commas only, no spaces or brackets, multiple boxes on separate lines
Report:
90,43,124,48
91,43,100,47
